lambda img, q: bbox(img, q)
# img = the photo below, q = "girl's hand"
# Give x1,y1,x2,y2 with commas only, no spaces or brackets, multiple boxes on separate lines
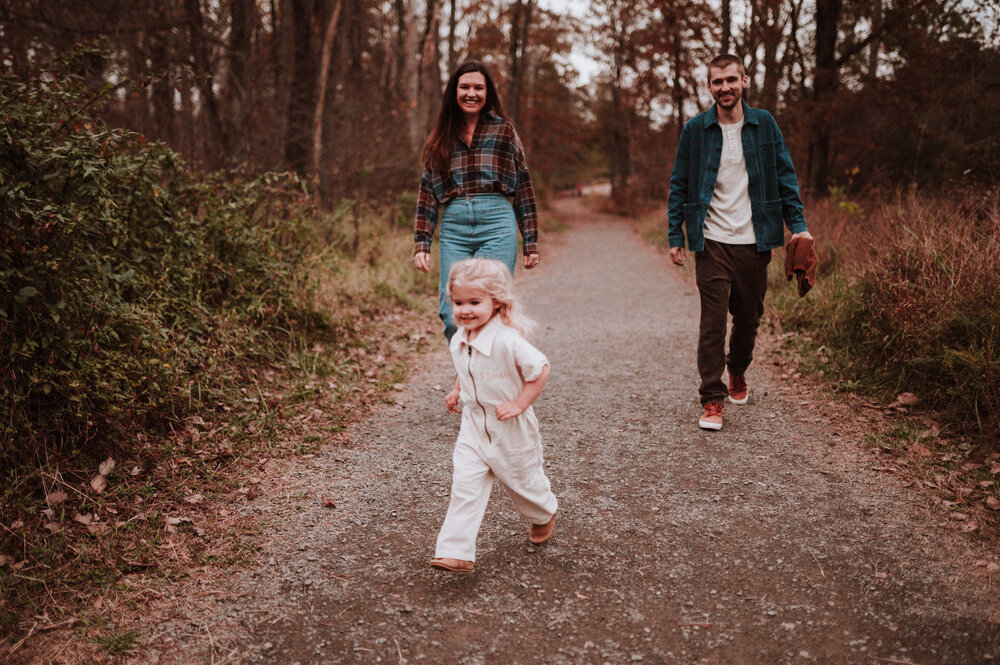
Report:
495,401,524,421
524,253,539,269
414,251,431,273
445,389,461,413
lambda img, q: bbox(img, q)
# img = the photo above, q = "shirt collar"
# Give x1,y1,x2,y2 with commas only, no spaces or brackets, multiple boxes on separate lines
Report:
703,101,757,128
456,316,504,356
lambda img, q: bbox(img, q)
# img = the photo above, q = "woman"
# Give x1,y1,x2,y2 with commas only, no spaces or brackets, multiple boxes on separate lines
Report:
413,60,540,341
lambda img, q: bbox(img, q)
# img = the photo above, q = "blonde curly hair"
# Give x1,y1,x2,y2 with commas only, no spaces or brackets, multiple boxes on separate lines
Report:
447,258,533,337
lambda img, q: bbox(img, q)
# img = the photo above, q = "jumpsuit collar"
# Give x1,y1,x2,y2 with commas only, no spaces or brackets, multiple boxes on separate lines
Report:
456,315,504,357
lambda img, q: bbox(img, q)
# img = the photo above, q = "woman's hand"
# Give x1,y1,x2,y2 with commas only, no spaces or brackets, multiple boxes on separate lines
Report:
445,389,461,413
495,401,525,421
414,251,431,273
524,253,539,269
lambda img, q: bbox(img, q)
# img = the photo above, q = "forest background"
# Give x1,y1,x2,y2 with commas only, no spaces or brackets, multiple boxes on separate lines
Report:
1,0,1000,657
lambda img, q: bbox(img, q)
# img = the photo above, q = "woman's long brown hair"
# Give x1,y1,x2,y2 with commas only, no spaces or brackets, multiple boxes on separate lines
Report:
422,60,508,173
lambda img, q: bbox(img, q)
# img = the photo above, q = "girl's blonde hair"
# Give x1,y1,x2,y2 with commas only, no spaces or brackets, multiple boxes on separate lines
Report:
447,258,534,336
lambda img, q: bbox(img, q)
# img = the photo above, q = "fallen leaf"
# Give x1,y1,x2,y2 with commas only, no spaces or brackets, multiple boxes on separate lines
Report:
575,591,589,600
165,516,192,526
184,494,204,505
988,562,1000,574
991,465,1000,475
93,597,104,611
950,512,969,521
41,508,55,519
44,522,63,534
130,466,141,477
99,457,115,476
910,444,933,458
781,622,797,631
73,513,94,525
961,522,979,533
986,497,1000,510
11,520,24,529
894,392,918,406
874,571,888,579
0,554,10,567
189,415,207,427
87,523,110,536
90,474,107,493
46,491,68,505
322,497,336,508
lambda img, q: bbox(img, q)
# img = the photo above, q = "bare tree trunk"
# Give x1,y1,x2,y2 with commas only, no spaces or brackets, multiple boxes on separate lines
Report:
184,0,228,166
271,0,292,168
610,36,630,200
401,0,421,154
228,0,256,159
447,0,457,74
721,0,731,53
284,0,319,175
673,32,684,135
809,0,841,194
868,0,881,80
312,0,344,176
507,0,535,123
417,0,442,139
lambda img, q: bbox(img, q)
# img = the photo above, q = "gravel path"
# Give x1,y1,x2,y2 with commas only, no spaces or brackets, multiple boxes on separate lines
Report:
135,198,998,665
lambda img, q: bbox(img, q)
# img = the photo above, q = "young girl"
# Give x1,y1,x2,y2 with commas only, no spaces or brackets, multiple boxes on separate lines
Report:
430,258,558,573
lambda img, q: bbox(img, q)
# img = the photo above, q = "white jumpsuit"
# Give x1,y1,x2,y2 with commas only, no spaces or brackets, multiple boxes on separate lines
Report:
434,317,558,562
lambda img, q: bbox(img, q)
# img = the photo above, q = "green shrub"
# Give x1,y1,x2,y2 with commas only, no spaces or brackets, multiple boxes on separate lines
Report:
0,56,328,470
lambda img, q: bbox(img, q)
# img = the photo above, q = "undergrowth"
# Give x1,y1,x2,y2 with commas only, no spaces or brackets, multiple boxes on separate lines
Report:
0,49,433,652
769,189,1000,443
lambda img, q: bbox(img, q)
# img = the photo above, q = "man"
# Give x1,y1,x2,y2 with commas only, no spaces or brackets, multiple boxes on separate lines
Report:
667,53,812,431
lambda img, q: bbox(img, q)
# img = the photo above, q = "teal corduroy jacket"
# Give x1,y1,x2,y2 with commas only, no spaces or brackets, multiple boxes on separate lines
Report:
667,102,808,252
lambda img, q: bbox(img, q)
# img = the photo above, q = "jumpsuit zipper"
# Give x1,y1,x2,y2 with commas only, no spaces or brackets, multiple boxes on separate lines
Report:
468,346,492,444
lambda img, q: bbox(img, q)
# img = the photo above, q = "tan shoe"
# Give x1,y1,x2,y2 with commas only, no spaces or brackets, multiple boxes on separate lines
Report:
529,514,556,544
429,557,474,573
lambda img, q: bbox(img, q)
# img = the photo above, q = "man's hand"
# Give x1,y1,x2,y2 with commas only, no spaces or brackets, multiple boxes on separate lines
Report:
495,401,525,421
524,253,539,269
790,230,813,241
445,389,461,413
669,246,686,266
413,251,431,273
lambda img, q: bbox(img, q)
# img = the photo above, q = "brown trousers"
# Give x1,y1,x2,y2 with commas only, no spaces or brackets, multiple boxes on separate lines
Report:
694,239,772,406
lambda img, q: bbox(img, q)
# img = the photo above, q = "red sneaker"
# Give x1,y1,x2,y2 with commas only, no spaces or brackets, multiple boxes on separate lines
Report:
728,374,748,405
699,402,723,430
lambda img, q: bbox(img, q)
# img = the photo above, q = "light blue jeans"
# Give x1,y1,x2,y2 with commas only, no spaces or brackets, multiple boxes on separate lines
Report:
438,194,518,341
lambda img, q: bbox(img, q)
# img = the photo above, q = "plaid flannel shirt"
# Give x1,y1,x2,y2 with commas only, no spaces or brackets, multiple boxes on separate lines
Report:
414,112,538,256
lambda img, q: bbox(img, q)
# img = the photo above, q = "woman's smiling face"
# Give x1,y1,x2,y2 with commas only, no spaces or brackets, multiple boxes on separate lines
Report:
456,72,487,117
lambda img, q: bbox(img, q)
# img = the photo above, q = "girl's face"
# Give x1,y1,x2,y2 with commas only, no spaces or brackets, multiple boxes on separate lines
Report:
456,72,487,118
451,285,497,338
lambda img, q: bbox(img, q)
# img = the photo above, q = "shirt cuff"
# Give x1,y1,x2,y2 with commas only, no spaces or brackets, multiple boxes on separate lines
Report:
415,241,431,255
523,241,538,256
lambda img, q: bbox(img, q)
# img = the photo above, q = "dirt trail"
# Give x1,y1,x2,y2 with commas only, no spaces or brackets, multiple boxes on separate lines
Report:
134,198,998,664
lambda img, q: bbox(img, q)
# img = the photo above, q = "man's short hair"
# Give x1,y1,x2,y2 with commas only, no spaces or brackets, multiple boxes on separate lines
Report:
708,54,746,77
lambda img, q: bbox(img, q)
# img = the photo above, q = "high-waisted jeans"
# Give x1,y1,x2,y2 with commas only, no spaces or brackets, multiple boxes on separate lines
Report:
438,194,518,340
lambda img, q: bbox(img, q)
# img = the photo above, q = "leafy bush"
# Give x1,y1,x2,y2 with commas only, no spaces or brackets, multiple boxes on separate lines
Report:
1,55,330,471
